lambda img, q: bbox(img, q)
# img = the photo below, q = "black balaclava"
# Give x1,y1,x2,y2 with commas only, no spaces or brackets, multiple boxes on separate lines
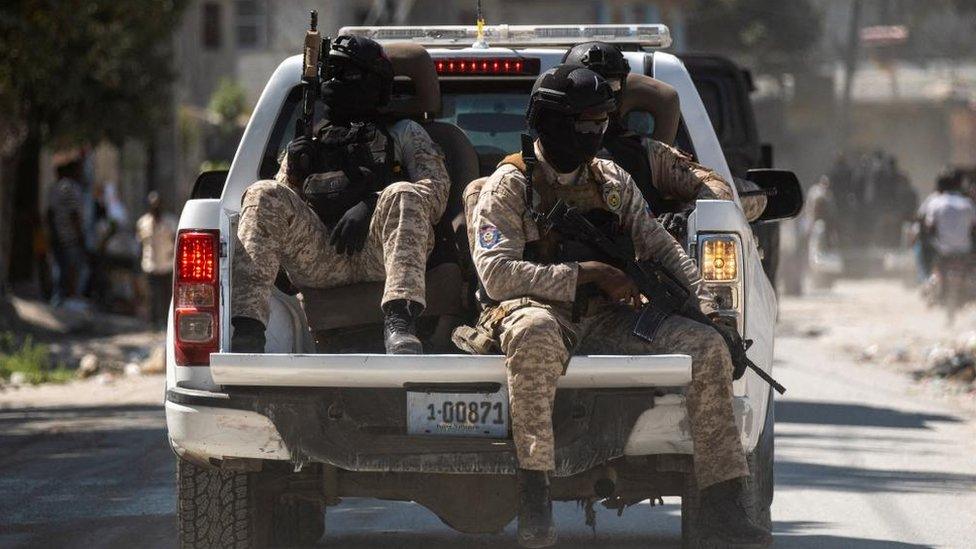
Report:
321,35,393,124
537,110,604,173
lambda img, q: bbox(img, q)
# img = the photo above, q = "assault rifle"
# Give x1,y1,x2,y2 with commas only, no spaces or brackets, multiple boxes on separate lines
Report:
296,10,326,140
544,200,787,395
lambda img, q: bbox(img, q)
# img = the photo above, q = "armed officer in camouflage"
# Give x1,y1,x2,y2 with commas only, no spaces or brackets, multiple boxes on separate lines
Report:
459,65,772,547
563,41,767,238
232,35,450,354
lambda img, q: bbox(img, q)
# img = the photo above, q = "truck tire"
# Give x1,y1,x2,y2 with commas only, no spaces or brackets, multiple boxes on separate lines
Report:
746,388,775,531
177,458,273,549
271,498,325,547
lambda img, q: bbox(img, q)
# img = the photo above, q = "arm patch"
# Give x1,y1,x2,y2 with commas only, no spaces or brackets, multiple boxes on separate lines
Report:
478,224,503,250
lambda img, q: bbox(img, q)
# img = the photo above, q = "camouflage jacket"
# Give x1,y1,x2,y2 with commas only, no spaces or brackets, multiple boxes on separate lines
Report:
642,139,767,222
471,142,717,315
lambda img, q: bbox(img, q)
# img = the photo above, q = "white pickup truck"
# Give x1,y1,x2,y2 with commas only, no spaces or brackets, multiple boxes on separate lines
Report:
165,24,802,548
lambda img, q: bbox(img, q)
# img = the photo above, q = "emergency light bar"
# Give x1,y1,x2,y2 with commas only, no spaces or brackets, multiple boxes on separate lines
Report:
339,24,672,49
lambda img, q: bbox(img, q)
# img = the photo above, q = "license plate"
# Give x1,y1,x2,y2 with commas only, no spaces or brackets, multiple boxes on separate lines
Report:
406,389,509,437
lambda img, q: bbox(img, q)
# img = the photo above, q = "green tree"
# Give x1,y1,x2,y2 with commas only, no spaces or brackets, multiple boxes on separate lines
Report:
208,78,249,131
685,0,823,74
0,0,187,300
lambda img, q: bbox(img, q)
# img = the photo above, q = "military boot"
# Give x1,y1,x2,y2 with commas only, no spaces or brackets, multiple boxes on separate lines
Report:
516,469,556,548
700,478,773,547
231,316,266,353
382,300,423,354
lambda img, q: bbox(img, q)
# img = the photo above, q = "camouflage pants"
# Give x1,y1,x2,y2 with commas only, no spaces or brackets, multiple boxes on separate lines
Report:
488,300,749,488
232,179,436,323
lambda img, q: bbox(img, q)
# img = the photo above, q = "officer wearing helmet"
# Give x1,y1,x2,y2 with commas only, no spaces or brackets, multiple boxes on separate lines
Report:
232,35,450,354
563,41,766,238
461,65,772,547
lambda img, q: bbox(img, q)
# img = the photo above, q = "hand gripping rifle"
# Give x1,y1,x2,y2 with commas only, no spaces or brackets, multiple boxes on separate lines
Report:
544,200,786,394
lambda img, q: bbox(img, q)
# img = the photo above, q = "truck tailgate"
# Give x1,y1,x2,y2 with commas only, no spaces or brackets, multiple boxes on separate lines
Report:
210,353,692,388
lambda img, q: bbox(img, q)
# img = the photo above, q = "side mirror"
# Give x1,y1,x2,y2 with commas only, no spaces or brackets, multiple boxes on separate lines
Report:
745,169,804,223
191,170,229,200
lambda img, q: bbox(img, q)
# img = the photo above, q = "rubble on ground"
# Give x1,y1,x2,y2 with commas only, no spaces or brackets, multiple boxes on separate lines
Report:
912,333,976,387
77,353,100,378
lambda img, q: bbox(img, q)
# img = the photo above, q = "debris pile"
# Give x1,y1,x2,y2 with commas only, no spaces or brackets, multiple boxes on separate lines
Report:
913,335,976,386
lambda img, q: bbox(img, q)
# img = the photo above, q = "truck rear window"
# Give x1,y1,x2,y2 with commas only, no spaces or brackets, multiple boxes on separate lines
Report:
437,80,534,176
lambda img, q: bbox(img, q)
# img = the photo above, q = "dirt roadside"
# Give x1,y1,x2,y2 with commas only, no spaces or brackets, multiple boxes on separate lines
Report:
778,278,976,417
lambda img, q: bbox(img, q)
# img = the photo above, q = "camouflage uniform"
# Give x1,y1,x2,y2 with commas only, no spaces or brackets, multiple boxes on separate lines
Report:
464,144,749,488
233,119,450,324
641,139,767,222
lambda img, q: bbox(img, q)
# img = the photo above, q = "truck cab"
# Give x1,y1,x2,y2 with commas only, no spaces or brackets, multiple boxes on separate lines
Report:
165,24,800,547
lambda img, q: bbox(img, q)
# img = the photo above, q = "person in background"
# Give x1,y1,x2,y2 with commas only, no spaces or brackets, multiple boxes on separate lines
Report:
921,173,976,262
914,177,944,282
136,191,178,328
46,157,89,305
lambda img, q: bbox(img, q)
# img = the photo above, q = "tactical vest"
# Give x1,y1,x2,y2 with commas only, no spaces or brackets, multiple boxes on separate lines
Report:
497,153,634,266
303,121,402,226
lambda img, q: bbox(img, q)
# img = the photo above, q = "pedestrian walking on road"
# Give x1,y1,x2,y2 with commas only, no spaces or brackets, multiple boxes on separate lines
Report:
46,155,89,306
136,191,177,328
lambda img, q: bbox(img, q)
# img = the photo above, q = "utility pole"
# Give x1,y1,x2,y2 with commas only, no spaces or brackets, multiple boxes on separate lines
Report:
840,0,863,149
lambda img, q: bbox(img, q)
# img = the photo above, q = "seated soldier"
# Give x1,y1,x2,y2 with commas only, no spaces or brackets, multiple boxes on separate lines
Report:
562,42,767,238
232,35,450,354
456,65,772,548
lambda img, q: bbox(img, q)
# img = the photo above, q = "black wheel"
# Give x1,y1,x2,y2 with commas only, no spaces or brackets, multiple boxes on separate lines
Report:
177,458,273,549
680,472,702,549
271,498,325,547
746,388,775,531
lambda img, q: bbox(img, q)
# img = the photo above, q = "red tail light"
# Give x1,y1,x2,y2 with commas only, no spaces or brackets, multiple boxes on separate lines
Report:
434,57,540,76
174,230,220,366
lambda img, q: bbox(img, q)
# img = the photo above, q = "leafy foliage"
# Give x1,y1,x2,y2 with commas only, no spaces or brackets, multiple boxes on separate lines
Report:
208,78,249,131
686,0,823,72
0,332,72,384
0,0,188,146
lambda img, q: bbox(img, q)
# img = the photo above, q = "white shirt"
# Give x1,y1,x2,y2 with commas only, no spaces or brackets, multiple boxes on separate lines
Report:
136,212,178,274
923,192,976,255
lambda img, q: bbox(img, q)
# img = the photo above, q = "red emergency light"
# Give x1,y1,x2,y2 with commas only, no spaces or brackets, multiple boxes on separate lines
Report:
434,57,540,76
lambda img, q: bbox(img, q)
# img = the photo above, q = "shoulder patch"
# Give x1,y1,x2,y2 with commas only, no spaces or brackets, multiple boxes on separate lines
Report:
604,188,623,212
478,224,503,250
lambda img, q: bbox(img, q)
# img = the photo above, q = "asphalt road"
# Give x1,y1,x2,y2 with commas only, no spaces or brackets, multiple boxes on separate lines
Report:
1,281,975,548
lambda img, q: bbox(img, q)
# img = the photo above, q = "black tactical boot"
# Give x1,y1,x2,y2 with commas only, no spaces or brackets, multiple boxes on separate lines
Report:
382,300,423,354
231,316,266,353
516,469,556,548
700,478,773,547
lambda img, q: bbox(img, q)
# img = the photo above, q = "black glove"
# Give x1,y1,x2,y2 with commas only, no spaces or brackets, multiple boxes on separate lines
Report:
657,209,693,240
286,136,318,184
330,199,374,255
710,315,749,380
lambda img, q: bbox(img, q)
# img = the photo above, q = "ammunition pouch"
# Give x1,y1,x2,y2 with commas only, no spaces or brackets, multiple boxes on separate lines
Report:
303,167,374,226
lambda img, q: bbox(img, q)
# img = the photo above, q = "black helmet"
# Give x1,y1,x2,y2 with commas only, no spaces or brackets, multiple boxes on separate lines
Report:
527,65,616,173
323,35,394,116
328,35,393,79
526,65,617,130
562,41,630,80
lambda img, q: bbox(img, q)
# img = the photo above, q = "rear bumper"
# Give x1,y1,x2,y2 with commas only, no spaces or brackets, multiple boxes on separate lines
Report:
168,352,754,476
166,387,749,476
